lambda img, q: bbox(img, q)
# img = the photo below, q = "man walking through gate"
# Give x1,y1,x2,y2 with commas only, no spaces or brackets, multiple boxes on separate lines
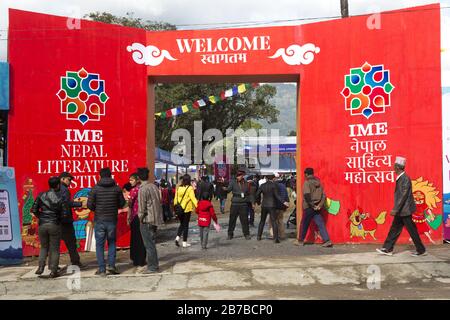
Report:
58,172,87,269
225,168,253,240
296,167,333,247
376,157,427,256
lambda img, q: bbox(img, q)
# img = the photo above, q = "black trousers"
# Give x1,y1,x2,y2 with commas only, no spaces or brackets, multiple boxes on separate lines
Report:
177,212,191,242
228,205,250,237
130,216,146,266
61,223,80,265
258,207,279,241
383,215,426,253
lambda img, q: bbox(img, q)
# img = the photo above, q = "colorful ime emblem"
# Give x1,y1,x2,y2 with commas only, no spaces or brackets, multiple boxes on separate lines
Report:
57,68,109,125
341,62,394,119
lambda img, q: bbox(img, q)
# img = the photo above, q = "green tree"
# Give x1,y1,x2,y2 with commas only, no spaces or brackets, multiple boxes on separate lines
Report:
87,13,279,157
85,12,176,30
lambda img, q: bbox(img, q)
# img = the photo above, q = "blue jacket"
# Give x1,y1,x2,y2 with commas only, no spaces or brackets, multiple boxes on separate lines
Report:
276,181,289,210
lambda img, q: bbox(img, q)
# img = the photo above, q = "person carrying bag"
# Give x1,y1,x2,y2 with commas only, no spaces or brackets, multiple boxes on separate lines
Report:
174,174,198,248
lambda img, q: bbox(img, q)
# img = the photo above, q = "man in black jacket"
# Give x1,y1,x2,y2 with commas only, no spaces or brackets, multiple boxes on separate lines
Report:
225,168,253,240
377,157,427,256
214,177,228,214
58,172,87,269
88,167,126,276
255,175,289,243
31,176,69,278
196,176,214,201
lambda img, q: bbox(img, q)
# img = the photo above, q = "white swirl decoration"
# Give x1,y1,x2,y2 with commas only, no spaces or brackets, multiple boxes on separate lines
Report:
127,43,177,67
269,43,320,66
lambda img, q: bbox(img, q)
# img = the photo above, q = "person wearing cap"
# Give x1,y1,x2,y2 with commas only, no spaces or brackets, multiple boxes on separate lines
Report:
224,168,253,240
58,172,87,269
376,157,427,257
296,167,333,247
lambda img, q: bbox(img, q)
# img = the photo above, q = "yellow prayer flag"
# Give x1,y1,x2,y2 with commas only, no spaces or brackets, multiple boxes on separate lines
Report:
181,105,189,113
209,96,216,104
238,84,246,93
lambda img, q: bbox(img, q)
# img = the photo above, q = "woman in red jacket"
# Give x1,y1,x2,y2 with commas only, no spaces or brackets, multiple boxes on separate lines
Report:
196,192,219,250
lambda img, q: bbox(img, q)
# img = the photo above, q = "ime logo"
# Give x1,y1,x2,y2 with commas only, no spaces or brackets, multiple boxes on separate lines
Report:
341,62,394,119
57,68,109,125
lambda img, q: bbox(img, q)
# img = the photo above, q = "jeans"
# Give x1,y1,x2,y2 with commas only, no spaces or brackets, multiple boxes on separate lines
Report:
61,223,80,265
38,223,61,272
383,215,426,253
139,223,159,271
177,212,191,241
258,207,279,241
94,220,117,272
199,226,210,249
228,205,250,237
218,198,226,214
300,208,330,242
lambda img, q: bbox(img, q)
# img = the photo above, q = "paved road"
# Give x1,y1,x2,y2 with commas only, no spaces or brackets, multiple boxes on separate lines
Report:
1,213,450,300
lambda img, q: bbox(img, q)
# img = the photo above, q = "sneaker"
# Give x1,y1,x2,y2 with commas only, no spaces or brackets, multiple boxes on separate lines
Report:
182,242,191,248
444,239,450,244
35,266,45,275
107,266,120,275
411,251,428,257
321,240,333,248
95,269,107,277
376,248,393,256
257,236,262,241
141,269,159,274
245,235,251,240
175,236,180,247
274,239,280,244
48,271,60,279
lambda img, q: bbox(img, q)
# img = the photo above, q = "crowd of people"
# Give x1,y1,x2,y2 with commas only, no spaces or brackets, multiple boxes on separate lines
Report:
31,155,427,278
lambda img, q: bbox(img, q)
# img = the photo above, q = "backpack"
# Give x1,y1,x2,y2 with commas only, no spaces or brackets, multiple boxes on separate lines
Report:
174,186,191,217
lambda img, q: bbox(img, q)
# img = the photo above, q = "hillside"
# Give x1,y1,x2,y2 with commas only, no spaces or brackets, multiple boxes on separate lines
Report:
259,83,297,136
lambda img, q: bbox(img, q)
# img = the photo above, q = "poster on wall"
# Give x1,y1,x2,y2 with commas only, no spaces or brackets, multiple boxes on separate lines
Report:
8,9,148,256
299,5,442,244
0,167,23,265
443,87,450,241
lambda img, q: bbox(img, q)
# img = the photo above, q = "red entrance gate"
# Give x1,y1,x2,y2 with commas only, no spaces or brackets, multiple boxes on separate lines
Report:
7,4,443,256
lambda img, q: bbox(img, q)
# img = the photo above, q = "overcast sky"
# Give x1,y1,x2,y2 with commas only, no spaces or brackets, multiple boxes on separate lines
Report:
0,0,449,85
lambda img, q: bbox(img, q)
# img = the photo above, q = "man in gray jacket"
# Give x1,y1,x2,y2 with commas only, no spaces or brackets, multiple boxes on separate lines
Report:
377,157,426,256
138,167,164,273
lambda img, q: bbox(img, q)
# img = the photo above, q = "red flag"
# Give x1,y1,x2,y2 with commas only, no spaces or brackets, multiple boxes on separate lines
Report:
193,101,200,109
